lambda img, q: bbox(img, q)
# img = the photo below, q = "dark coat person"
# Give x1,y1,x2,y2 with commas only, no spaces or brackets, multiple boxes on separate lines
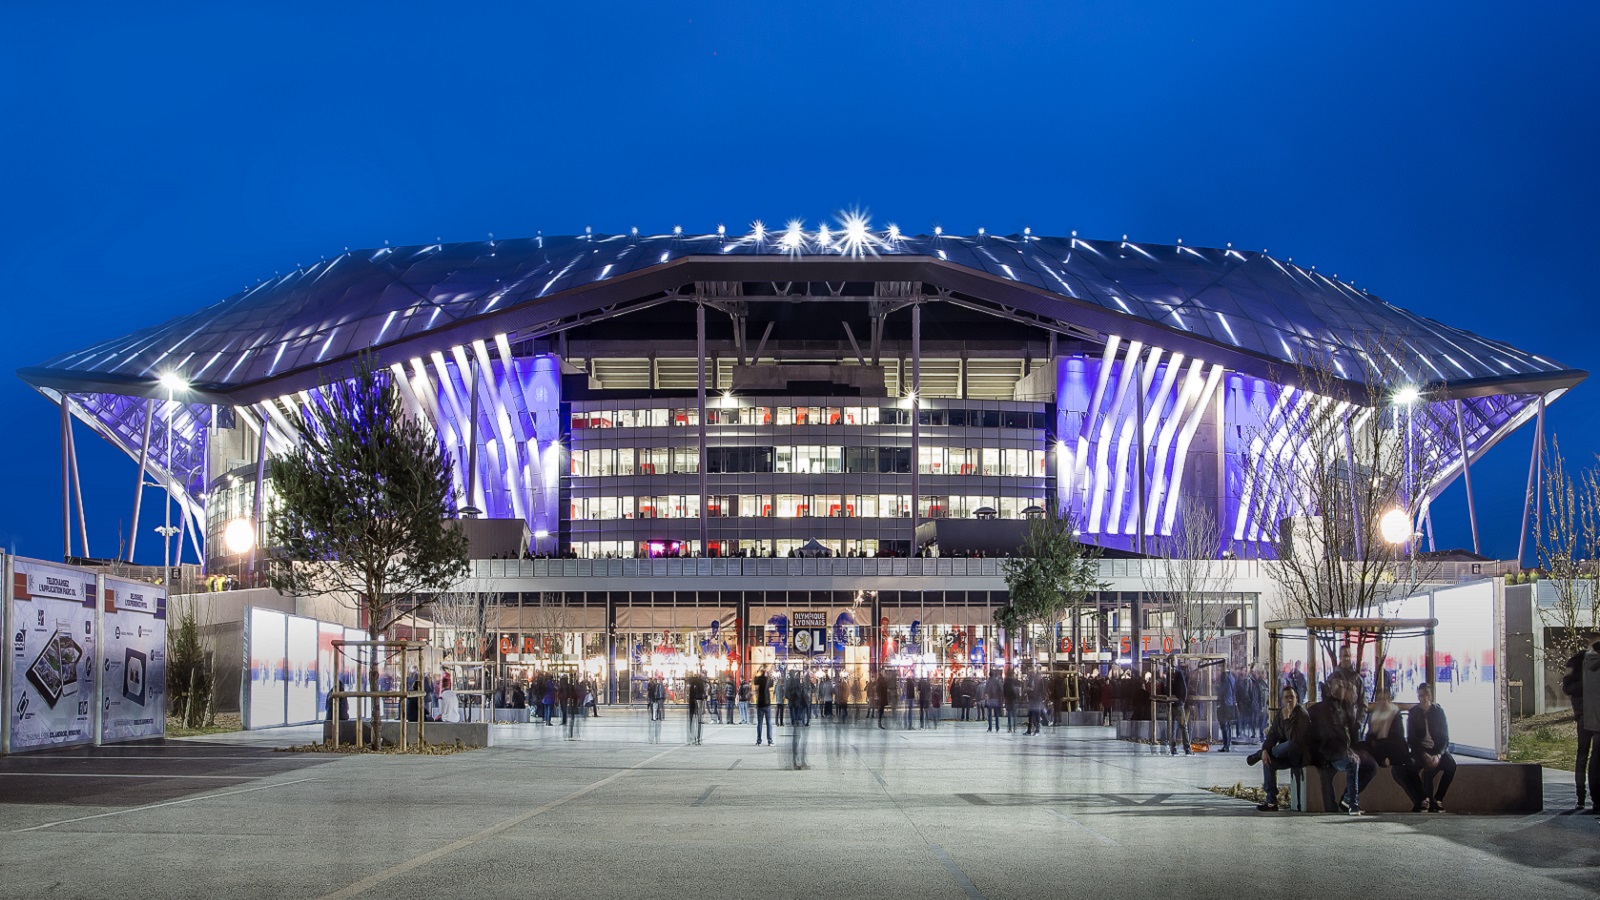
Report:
1406,683,1456,812
1563,646,1598,811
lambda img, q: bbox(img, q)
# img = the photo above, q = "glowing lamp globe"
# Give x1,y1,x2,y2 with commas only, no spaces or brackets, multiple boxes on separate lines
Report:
223,518,256,554
1379,508,1413,546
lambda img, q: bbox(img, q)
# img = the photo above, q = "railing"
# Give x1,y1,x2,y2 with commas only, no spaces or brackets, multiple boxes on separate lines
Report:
469,556,1515,583
471,557,1010,579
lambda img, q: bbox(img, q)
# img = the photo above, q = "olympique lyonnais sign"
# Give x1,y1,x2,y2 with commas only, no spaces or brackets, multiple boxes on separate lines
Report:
791,611,827,655
792,612,828,629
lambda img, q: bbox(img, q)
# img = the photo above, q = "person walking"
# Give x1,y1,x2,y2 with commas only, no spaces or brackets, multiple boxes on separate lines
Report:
1003,669,1020,733
904,674,917,730
776,671,787,727
1217,666,1238,752
686,671,707,745
1562,643,1598,810
737,678,751,725
753,666,774,746
984,671,1003,733
1167,663,1192,756
649,674,666,721
1584,640,1600,811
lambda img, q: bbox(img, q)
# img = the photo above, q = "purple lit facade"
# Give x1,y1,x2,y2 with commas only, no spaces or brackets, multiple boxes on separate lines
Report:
17,226,1580,567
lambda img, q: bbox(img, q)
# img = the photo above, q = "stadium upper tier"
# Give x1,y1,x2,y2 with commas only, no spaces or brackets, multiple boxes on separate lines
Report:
16,227,1584,404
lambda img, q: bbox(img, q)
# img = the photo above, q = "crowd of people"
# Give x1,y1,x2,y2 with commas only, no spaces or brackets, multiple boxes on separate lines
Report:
489,671,604,738
1248,645,1456,815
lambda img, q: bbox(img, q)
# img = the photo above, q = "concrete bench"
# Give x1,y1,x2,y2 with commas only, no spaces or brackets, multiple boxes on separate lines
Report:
321,720,492,748
1302,757,1541,814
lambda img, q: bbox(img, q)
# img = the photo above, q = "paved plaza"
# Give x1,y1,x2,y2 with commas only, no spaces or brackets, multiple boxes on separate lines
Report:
1,712,1596,900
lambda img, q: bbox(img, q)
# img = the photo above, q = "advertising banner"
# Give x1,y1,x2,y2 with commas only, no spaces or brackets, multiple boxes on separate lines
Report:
245,607,287,729
9,560,97,752
100,578,167,743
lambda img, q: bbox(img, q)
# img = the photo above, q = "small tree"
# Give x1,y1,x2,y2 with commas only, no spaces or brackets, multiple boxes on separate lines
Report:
1001,514,1104,669
166,599,211,728
268,354,471,749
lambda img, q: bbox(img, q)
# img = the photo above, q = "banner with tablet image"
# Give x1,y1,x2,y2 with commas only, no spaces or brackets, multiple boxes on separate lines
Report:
9,559,97,752
100,577,167,743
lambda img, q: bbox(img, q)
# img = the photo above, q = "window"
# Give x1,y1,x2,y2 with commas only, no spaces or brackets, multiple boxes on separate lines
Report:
671,448,698,475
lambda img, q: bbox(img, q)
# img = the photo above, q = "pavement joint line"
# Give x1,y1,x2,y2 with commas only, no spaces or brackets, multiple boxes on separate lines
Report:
1044,807,1119,846
0,772,256,780
10,777,318,833
727,758,741,770
927,841,985,900
691,784,717,807
314,743,684,900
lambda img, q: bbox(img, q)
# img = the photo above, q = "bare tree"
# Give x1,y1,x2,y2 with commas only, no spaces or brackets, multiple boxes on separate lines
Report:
431,582,499,662
1145,490,1236,651
1540,437,1597,662
1242,339,1446,671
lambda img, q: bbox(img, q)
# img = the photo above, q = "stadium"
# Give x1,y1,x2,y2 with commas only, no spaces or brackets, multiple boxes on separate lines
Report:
15,218,1585,698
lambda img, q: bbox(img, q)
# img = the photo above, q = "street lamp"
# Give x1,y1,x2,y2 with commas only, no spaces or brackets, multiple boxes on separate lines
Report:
1379,508,1414,546
223,517,256,555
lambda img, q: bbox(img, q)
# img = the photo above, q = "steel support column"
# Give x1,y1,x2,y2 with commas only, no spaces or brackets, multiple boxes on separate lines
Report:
1517,396,1546,567
127,399,156,562
1455,401,1480,555
910,302,921,553
697,303,709,553
251,411,269,583
66,404,89,558
1131,355,1146,674
464,356,481,516
60,399,71,560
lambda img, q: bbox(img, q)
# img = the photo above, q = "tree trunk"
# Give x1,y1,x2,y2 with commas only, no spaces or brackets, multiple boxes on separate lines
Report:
368,624,382,751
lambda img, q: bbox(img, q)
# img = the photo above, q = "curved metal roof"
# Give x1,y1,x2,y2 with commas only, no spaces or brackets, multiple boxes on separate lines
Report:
18,228,1582,402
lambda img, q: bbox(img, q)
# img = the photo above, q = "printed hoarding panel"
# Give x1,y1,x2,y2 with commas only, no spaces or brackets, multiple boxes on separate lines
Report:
100,578,167,743
1381,580,1501,759
285,616,319,725
317,622,343,720
9,560,97,752
246,607,287,729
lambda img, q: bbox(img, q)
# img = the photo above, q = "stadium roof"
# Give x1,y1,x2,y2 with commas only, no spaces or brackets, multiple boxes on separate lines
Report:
18,226,1584,405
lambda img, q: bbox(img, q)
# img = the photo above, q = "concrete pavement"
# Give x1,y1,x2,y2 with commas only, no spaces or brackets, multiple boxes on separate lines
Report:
1,710,1595,900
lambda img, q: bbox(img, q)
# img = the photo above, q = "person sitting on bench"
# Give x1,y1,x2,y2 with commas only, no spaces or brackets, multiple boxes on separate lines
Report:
1250,686,1309,811
1364,688,1427,812
1407,682,1456,813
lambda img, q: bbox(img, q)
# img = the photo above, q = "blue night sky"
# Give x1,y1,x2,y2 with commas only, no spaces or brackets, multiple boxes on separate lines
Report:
1,3,1596,564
